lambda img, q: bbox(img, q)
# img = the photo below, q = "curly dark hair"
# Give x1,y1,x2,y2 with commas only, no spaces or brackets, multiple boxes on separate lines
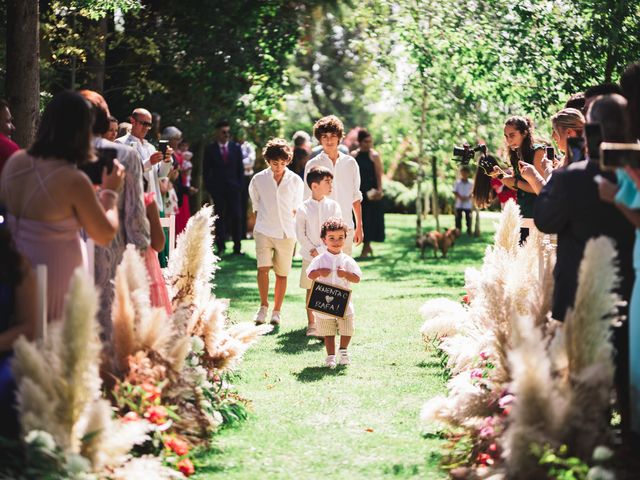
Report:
313,115,344,142
262,138,293,163
306,166,333,188
320,217,348,238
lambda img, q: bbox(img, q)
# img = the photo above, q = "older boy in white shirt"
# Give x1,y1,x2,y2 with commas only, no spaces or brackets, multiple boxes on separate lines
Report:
303,115,363,256
249,138,304,326
296,166,342,336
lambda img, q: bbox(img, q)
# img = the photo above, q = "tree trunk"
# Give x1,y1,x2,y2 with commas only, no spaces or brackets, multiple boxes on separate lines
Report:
6,0,40,148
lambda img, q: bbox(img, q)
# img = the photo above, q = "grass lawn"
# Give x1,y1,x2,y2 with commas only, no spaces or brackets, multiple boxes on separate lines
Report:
194,213,497,479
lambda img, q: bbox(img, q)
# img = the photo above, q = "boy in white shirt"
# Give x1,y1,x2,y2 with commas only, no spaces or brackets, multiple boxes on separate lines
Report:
307,218,362,368
303,115,363,256
296,166,342,336
249,138,304,327
453,165,474,235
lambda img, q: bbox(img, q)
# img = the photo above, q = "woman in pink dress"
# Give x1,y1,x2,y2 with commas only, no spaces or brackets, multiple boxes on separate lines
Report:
143,192,172,315
0,91,123,321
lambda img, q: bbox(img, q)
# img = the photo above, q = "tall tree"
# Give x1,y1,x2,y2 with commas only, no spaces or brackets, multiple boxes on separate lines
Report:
6,0,39,147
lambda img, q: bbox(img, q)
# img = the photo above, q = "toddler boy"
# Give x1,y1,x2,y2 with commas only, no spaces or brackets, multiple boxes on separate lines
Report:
307,218,362,368
249,138,304,326
296,166,342,336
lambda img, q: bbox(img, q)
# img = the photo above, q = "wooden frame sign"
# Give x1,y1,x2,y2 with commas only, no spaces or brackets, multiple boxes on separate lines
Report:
307,280,352,319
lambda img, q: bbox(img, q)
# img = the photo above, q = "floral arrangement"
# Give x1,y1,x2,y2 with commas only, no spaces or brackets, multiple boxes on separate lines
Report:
419,201,620,479
4,206,269,478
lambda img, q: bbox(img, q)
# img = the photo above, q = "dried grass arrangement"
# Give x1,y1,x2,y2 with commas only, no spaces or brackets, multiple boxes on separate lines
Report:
419,202,619,478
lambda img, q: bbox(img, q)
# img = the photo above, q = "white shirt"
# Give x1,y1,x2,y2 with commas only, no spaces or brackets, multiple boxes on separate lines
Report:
240,142,256,176
249,168,304,239
303,151,363,229
116,134,172,212
454,179,474,210
295,197,342,262
306,251,362,317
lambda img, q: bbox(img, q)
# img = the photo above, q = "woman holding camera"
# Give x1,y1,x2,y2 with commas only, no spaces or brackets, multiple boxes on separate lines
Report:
352,129,385,258
493,116,551,242
0,91,123,321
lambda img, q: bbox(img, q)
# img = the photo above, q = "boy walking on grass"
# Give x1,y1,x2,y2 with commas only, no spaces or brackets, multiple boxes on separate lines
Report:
303,115,363,256
296,166,342,336
249,138,304,327
307,218,362,368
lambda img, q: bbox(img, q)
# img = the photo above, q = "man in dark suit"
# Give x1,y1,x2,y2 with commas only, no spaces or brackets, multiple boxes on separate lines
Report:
204,120,244,255
534,93,635,430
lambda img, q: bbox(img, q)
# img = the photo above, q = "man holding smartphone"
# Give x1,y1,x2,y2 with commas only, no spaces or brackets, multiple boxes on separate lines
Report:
117,107,173,214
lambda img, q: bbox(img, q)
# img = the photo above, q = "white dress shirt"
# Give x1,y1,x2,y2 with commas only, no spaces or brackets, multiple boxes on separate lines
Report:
295,196,342,262
306,251,362,317
249,168,304,239
303,151,363,229
116,133,172,212
454,179,474,209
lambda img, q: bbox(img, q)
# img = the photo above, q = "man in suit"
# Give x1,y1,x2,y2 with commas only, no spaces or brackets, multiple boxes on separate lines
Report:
204,120,244,255
534,93,635,430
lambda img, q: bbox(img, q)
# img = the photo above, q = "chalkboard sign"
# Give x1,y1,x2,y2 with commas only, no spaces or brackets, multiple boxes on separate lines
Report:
307,280,352,319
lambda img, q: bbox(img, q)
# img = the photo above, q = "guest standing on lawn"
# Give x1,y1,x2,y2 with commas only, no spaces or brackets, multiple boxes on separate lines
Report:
352,129,385,258
249,138,304,327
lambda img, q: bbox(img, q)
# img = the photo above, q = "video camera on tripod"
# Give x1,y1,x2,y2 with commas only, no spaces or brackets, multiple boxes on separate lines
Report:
452,143,487,165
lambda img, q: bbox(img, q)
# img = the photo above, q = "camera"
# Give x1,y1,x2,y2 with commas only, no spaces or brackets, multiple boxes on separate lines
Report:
453,143,487,165
79,147,117,185
600,142,640,170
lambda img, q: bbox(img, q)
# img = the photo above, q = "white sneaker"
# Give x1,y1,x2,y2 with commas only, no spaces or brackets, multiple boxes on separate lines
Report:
325,355,337,368
338,349,350,365
254,306,268,325
270,310,281,326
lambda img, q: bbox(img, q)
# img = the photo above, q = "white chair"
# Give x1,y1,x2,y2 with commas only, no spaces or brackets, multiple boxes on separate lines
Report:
160,214,176,257
35,265,47,341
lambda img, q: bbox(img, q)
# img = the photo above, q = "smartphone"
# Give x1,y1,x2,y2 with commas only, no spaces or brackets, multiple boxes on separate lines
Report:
566,137,585,165
159,139,169,157
79,147,117,184
585,123,603,161
546,146,554,161
600,142,640,170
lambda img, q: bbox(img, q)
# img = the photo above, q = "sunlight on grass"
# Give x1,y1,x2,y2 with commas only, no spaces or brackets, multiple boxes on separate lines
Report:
196,213,496,479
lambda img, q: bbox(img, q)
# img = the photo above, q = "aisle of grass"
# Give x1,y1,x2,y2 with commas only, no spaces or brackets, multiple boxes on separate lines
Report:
194,213,497,479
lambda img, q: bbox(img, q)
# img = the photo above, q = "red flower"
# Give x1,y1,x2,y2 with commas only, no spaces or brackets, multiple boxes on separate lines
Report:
177,458,195,476
165,436,189,456
144,405,168,425
141,382,162,402
122,411,140,423
461,294,470,304
477,452,494,466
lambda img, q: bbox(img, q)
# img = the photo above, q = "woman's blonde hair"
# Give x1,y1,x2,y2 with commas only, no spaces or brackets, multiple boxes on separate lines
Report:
551,108,585,135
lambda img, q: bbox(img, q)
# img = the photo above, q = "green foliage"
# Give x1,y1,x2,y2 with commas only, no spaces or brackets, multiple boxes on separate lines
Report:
532,443,591,480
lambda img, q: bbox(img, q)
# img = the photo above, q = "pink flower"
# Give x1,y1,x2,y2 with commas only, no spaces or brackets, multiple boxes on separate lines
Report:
470,368,484,379
141,382,162,402
499,394,515,409
144,405,168,425
177,458,195,476
165,436,189,456
479,351,490,360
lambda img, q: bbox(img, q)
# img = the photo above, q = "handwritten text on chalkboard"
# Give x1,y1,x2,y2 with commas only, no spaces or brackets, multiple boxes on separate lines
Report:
307,281,351,319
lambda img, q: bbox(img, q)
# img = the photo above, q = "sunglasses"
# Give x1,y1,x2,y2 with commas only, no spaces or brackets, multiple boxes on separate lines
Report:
134,117,153,128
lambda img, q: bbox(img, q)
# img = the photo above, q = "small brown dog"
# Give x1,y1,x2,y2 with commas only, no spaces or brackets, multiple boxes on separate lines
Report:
416,228,461,258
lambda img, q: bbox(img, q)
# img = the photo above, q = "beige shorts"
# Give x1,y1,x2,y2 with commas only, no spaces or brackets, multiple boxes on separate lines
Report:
314,314,354,336
300,259,313,289
254,232,296,276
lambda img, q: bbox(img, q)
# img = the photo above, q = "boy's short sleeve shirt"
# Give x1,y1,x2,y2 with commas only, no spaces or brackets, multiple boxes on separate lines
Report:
303,152,363,229
306,251,361,316
454,179,474,210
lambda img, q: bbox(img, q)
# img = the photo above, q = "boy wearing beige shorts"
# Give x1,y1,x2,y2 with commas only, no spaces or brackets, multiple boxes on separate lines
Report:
249,138,304,326
295,166,342,336
307,218,362,367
